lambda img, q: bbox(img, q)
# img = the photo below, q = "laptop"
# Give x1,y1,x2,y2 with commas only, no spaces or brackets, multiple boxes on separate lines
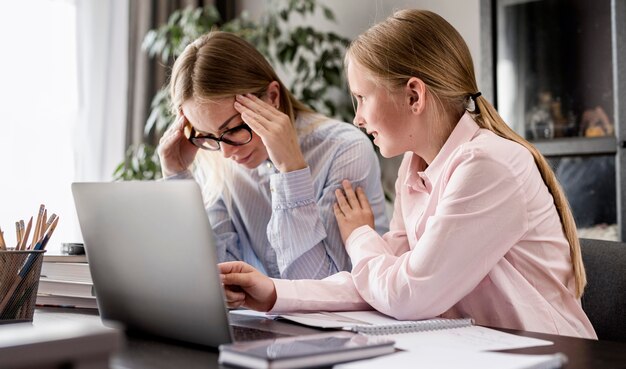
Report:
71,180,284,348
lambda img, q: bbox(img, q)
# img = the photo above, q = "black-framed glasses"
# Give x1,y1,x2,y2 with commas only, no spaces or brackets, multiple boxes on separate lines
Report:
187,123,253,151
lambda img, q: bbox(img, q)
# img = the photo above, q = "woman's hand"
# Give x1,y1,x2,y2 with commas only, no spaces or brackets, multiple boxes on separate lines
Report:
234,94,307,173
219,261,277,312
158,114,199,177
333,180,375,243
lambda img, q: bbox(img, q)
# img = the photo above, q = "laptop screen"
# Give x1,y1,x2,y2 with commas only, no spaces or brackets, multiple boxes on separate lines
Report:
72,180,232,347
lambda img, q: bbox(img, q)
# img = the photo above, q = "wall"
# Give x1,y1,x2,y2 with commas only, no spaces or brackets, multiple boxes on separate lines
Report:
237,0,482,84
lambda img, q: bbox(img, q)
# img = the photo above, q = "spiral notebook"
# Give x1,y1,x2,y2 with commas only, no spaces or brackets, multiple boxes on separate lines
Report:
261,310,472,332
231,310,554,352
347,316,474,335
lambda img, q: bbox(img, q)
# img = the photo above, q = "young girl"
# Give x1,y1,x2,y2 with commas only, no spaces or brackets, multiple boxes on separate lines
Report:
158,31,388,280
219,10,596,339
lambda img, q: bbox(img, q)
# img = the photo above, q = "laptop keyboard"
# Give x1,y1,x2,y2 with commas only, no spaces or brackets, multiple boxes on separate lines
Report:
232,325,289,342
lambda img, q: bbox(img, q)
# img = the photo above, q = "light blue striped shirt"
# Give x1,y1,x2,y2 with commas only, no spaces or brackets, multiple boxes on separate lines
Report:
172,113,388,279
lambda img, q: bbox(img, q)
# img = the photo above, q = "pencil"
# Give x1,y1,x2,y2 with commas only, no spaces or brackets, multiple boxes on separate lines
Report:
30,204,45,249
0,216,60,315
0,228,6,250
40,209,48,241
32,216,60,252
20,220,25,250
15,221,21,249
18,217,33,251
40,213,57,238
40,216,60,250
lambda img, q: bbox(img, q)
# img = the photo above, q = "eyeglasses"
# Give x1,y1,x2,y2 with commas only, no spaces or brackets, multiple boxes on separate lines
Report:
187,123,253,151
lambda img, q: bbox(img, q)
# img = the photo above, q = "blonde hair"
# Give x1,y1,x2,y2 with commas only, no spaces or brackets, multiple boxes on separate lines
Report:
346,9,586,298
169,31,312,205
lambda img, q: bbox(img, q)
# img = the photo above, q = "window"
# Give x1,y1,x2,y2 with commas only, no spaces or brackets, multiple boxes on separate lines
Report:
0,0,78,253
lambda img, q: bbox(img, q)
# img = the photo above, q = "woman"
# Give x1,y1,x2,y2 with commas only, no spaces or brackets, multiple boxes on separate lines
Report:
219,10,597,338
158,31,388,280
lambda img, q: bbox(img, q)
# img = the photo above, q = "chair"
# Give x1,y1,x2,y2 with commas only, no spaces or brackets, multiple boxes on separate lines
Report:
579,238,626,341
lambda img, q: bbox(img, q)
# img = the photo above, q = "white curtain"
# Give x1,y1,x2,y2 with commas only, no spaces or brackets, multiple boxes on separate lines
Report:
74,0,129,182
0,0,118,252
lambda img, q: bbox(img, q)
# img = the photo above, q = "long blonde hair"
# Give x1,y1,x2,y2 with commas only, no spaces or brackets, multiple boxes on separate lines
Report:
169,31,312,205
346,9,586,298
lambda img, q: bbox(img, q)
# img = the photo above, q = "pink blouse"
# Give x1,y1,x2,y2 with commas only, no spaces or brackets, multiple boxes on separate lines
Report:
271,113,597,339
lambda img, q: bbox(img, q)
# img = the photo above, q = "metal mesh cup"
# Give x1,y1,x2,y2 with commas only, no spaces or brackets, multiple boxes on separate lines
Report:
0,250,46,322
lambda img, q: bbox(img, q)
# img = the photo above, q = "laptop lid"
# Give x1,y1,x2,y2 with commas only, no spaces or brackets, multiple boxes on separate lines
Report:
71,180,232,348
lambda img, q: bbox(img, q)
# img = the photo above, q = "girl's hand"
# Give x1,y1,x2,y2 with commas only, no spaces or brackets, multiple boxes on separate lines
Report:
333,180,375,244
234,94,307,173
158,114,199,177
219,261,277,311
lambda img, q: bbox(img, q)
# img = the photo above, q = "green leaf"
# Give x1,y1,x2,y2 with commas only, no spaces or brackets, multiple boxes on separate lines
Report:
322,6,335,21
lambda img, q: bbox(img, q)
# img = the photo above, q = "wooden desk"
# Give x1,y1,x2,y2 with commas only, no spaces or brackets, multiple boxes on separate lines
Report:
33,308,626,369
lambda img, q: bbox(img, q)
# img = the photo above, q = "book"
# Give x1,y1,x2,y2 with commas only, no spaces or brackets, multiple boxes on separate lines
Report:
218,331,395,369
36,294,98,309
40,262,92,283
38,278,95,298
230,310,554,352
43,254,87,263
335,348,567,369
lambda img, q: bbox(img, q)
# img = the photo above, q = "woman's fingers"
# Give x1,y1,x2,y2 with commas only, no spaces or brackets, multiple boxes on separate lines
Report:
239,109,270,135
234,94,281,132
236,94,279,118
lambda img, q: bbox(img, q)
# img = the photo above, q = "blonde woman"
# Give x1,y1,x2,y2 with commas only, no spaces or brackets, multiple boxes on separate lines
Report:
219,10,597,338
158,31,388,280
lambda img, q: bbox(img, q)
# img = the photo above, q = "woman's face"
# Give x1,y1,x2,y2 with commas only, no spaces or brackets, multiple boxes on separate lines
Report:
347,60,428,159
182,97,269,169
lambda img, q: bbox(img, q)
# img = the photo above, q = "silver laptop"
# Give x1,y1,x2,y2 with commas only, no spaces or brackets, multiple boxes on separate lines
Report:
72,181,280,348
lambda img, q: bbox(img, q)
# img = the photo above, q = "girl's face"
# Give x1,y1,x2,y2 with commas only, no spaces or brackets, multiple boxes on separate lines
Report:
182,97,269,169
347,60,431,159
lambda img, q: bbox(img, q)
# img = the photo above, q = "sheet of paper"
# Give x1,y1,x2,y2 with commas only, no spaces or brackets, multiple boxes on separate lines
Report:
335,348,566,369
273,310,404,329
228,309,274,319
388,326,553,352
331,310,401,325
228,310,553,352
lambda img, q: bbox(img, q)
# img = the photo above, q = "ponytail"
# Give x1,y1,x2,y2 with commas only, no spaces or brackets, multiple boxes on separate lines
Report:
474,97,586,298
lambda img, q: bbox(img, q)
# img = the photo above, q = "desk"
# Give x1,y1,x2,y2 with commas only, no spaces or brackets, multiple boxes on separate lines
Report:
33,308,626,369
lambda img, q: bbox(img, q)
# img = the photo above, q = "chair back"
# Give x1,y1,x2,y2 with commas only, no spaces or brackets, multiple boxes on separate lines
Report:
580,238,626,342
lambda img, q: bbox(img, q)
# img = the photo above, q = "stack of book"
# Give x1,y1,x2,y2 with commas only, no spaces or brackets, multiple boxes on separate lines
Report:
36,254,97,309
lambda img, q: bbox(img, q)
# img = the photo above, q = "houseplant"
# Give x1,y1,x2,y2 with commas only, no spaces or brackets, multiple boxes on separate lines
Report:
114,0,351,180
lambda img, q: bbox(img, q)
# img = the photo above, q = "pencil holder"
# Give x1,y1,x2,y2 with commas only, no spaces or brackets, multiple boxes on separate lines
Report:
0,250,46,323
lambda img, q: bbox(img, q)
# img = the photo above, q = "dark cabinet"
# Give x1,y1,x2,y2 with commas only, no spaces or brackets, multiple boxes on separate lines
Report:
481,0,626,240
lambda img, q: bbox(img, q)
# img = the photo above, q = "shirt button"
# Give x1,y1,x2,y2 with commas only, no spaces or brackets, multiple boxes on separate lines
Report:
266,163,273,169
270,187,275,192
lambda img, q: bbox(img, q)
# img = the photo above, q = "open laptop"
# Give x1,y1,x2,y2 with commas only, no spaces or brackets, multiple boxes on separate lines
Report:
71,180,284,348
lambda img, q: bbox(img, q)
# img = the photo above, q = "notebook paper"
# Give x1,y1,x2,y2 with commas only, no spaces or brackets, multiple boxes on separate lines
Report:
335,348,566,369
229,310,553,351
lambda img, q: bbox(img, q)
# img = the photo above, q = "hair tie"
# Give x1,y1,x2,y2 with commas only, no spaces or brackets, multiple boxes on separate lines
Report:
466,91,482,114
